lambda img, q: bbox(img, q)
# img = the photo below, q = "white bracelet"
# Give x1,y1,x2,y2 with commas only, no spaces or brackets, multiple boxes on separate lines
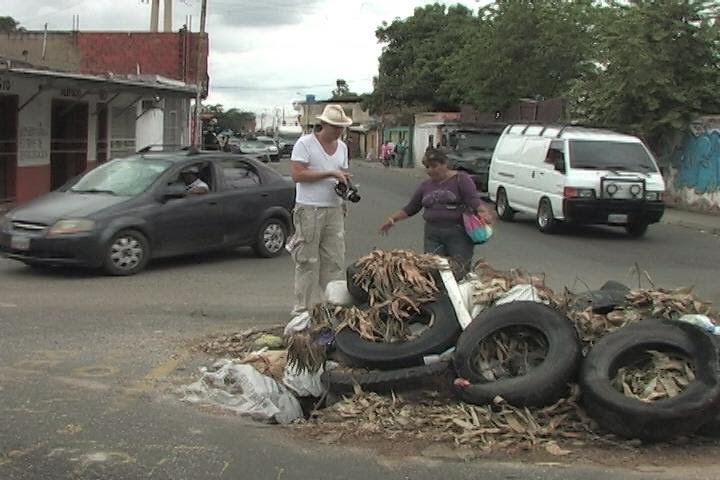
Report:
388,217,395,225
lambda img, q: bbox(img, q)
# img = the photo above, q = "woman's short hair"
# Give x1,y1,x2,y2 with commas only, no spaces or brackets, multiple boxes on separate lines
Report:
423,148,448,165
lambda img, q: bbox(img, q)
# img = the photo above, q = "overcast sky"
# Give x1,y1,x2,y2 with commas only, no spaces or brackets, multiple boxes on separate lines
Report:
6,0,484,123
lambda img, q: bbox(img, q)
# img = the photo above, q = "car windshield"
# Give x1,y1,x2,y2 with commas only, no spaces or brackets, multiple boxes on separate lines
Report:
258,138,275,146
569,141,658,172
454,132,500,150
70,157,173,196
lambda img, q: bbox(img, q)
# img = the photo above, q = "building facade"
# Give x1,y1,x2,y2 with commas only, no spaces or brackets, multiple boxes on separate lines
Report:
0,62,196,207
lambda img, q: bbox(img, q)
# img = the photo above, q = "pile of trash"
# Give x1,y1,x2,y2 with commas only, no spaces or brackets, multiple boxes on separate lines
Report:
183,249,720,451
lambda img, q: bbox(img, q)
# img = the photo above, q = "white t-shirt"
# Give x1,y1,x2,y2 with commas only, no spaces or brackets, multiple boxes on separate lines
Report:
186,178,209,192
291,133,348,207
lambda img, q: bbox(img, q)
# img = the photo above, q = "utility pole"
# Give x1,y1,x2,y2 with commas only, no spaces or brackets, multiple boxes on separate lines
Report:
193,0,207,148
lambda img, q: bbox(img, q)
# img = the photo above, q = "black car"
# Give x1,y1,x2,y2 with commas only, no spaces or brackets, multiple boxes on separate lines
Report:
0,150,296,275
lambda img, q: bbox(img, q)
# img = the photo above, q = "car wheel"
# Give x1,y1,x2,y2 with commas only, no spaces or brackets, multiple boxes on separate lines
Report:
254,218,287,258
104,229,150,276
495,188,514,221
453,302,581,407
536,197,558,234
625,222,649,238
579,319,720,441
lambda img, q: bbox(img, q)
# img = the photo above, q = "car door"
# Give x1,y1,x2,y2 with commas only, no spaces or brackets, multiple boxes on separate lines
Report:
216,158,272,246
150,161,225,256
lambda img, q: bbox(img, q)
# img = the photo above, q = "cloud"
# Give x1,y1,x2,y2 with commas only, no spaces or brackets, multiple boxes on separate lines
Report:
207,0,324,27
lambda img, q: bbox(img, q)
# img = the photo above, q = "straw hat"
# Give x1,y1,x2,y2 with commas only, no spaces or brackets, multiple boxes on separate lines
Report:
316,104,353,127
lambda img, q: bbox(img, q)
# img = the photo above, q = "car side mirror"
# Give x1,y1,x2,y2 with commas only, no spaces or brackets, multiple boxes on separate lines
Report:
554,158,566,173
163,183,187,200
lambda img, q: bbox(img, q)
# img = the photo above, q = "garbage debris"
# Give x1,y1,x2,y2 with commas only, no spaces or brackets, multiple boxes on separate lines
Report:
612,350,696,402
325,280,355,306
181,360,302,424
676,314,720,335
283,362,328,398
185,254,720,453
195,326,285,358
252,334,284,350
495,284,547,306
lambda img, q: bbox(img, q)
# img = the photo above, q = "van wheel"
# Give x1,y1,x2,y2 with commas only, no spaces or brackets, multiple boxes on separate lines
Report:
536,198,558,234
495,188,514,221
625,222,648,238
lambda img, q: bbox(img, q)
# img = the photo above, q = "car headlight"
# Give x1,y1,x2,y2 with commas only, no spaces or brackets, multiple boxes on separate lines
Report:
48,219,96,236
645,191,663,201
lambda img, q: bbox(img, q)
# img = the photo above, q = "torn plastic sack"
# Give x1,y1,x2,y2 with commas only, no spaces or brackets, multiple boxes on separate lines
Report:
181,360,302,424
282,362,328,397
284,311,311,336
676,314,720,335
457,280,485,319
494,284,547,306
325,280,355,306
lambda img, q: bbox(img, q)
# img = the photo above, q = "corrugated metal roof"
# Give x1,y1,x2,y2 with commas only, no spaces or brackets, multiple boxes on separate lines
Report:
0,58,198,95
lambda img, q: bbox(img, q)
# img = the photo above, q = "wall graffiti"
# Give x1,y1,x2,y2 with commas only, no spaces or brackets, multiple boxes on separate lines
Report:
671,123,720,196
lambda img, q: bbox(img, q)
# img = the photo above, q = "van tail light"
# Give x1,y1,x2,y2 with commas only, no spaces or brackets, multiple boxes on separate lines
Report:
564,187,595,199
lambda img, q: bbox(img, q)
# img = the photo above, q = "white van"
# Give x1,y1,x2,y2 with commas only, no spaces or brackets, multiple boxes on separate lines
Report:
488,124,665,237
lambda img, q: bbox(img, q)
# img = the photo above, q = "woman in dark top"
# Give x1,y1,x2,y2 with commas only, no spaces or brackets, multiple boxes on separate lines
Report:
379,148,494,277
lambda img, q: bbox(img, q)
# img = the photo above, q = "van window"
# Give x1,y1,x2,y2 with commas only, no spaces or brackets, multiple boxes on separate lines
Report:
569,141,657,172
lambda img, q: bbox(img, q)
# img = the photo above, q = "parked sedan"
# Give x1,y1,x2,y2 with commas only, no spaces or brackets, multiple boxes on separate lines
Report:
0,151,295,275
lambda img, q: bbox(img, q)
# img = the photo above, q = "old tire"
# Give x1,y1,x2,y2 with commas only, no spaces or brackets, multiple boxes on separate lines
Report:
253,218,287,258
453,301,581,407
495,188,514,221
536,197,558,234
335,296,461,370
579,319,720,441
321,361,453,394
346,262,370,303
103,229,150,276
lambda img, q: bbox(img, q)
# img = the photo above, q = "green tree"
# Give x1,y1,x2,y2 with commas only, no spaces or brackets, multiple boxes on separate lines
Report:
451,0,599,111
331,79,359,99
569,0,720,151
201,104,256,134
0,16,22,32
367,4,479,112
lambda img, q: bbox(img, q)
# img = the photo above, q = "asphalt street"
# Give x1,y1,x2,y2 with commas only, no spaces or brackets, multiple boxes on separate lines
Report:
1,160,719,479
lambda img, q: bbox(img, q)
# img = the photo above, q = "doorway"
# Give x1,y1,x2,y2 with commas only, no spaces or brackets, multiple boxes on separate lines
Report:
0,94,19,200
50,99,88,189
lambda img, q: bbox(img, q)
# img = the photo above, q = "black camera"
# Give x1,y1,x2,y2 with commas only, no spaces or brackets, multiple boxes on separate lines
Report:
334,179,361,203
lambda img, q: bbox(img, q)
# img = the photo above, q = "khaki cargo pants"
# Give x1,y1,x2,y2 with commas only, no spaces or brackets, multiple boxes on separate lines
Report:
290,204,345,316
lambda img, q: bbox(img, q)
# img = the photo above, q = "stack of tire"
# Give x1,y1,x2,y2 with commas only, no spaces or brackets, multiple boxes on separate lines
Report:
327,267,720,442
322,262,462,393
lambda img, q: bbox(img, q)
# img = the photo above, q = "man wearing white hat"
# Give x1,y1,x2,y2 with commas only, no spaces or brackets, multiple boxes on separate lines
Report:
289,104,353,316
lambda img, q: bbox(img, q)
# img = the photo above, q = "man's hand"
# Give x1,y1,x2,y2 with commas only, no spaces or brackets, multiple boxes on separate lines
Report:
333,170,351,184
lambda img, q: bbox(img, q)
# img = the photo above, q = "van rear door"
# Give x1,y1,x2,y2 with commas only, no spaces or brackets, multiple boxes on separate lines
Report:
515,137,552,212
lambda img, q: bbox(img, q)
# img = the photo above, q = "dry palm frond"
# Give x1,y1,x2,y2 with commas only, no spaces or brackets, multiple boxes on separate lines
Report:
286,303,339,373
613,350,696,402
